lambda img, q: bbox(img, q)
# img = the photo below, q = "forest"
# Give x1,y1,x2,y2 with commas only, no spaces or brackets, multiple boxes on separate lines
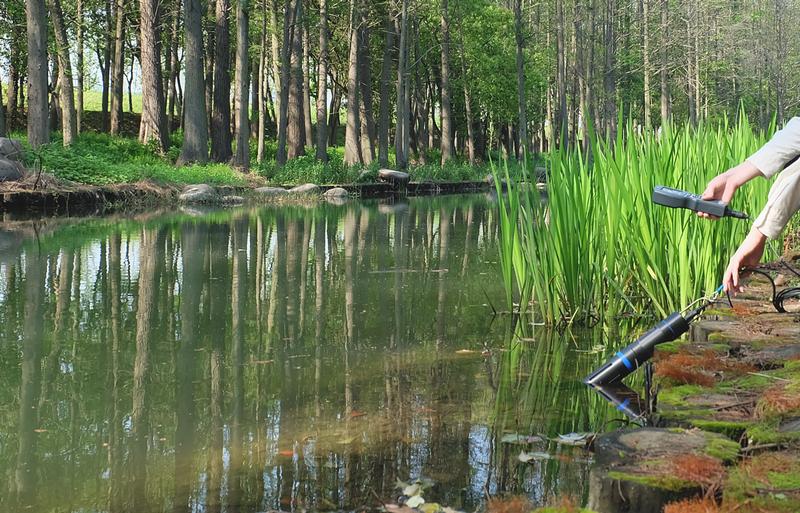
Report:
1,0,799,174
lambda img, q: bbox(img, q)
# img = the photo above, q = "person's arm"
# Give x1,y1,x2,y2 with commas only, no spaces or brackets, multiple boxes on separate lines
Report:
723,226,767,295
698,161,764,219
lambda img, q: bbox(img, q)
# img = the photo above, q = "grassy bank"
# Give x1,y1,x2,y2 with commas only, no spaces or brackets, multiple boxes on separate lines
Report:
6,127,535,188
496,116,779,325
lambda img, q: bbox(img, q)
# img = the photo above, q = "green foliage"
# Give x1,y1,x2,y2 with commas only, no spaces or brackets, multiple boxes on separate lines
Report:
495,115,776,325
37,132,247,186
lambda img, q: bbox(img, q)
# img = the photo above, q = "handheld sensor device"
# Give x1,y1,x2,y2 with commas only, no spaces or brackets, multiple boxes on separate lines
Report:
652,185,749,219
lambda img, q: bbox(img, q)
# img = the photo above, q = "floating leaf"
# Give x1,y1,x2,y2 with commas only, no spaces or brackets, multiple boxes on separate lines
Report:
278,450,295,456
419,503,441,513
386,504,417,513
406,495,425,508
414,406,436,412
500,433,523,444
338,436,357,445
525,435,543,443
555,432,591,446
350,412,367,418
403,483,421,496
395,478,409,490
518,450,551,463
455,349,477,354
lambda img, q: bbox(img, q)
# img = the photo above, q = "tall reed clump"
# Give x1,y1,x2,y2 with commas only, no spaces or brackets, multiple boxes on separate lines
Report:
496,114,776,325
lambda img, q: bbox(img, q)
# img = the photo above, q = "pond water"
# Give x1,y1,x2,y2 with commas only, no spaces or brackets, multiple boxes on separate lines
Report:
0,194,631,512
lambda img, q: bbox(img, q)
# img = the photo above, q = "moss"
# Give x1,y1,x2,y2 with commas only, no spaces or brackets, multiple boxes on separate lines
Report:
607,471,697,492
703,433,741,462
689,420,750,441
746,423,800,444
657,384,712,407
701,309,736,317
738,374,774,389
656,341,730,354
770,469,800,489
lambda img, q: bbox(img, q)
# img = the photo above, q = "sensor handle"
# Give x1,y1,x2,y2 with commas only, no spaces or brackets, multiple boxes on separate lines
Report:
652,185,731,217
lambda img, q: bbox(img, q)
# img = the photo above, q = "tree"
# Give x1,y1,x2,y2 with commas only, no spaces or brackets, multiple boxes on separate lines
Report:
176,0,209,165
395,0,409,169
514,0,526,159
211,0,232,163
440,0,453,165
232,0,250,170
343,0,361,166
27,0,49,148
377,0,397,165
139,0,169,152
287,0,306,159
315,0,330,163
358,0,375,165
110,0,125,136
48,0,78,145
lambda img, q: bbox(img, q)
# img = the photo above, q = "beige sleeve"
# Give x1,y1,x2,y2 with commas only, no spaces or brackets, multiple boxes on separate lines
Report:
747,116,800,179
752,159,800,239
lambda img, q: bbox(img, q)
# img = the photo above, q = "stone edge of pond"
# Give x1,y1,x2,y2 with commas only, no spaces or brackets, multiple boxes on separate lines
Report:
0,180,517,215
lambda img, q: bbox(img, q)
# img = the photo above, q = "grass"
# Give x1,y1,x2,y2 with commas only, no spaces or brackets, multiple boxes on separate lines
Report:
495,113,777,325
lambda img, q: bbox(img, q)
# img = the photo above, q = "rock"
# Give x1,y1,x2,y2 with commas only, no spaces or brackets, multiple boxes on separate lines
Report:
0,138,25,160
533,166,548,182
289,183,321,195
484,173,512,190
358,169,374,180
325,196,348,206
254,186,289,197
377,169,410,188
588,428,739,513
774,274,788,286
222,195,245,205
179,184,219,203
322,187,349,199
0,155,22,182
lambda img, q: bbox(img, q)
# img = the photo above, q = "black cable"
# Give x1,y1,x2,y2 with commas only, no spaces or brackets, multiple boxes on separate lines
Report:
735,267,800,313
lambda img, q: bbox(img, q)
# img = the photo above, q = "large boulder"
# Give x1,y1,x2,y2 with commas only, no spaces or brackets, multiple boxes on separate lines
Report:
378,169,410,188
179,184,220,203
323,187,349,199
255,186,289,198
0,155,21,182
484,173,512,190
0,138,25,160
289,183,321,195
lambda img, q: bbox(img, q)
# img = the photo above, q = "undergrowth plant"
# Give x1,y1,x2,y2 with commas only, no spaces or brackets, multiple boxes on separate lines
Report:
496,114,776,325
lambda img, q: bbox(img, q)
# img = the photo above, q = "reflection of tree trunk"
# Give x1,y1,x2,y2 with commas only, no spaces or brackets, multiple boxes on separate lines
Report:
436,208,450,347
13,252,45,510
107,233,123,513
129,228,164,511
314,216,326,508
174,222,206,512
286,218,300,346
299,217,312,336
207,222,230,513
39,250,72,408
229,216,249,510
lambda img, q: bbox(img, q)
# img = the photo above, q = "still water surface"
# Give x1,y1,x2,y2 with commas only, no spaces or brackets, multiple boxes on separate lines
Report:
0,194,624,512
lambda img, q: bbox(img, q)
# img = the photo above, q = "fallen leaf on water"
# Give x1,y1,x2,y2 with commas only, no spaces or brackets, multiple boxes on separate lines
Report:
34,429,46,433
249,360,274,364
517,338,536,342
525,435,543,443
403,483,421,496
555,432,591,446
278,450,295,456
338,436,357,445
555,455,572,462
401,436,415,444
419,502,441,513
518,450,551,463
414,406,436,412
455,349,477,354
350,412,367,418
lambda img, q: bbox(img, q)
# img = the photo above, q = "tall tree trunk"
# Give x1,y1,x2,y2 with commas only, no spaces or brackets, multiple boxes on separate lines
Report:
660,0,670,125
139,0,169,152
7,50,18,131
359,0,376,165
556,0,568,148
287,0,306,159
303,22,314,150
276,0,292,166
48,0,78,144
455,0,472,165
395,0,409,169
177,0,209,165
642,0,651,130
76,0,84,134
514,0,526,160
0,81,5,137
110,0,125,135
204,1,214,133
232,0,250,170
603,0,616,141
440,0,453,165
316,0,330,163
101,0,112,132
168,7,180,131
211,0,232,163
378,0,397,165
271,0,284,163
686,6,696,126
258,5,268,162
27,0,50,148
343,0,362,166
413,18,429,165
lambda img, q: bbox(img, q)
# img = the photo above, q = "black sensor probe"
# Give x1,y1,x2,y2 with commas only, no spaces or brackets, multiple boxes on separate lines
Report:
652,185,749,219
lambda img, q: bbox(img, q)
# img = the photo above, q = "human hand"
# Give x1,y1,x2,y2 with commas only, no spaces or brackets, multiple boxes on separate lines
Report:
722,227,767,295
698,161,764,220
